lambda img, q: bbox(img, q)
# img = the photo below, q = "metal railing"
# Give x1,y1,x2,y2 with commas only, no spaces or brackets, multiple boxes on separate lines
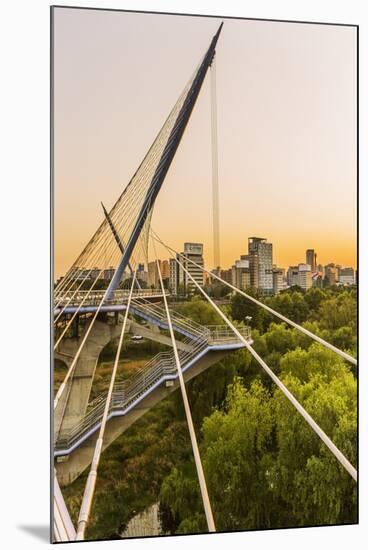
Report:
130,301,210,341
55,325,251,454
55,288,169,309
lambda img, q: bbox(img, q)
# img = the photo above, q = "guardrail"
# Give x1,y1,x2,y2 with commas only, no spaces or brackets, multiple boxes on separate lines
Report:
55,289,169,309
55,325,251,454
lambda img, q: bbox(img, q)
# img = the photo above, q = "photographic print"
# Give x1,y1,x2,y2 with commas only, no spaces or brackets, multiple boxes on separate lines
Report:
52,6,357,543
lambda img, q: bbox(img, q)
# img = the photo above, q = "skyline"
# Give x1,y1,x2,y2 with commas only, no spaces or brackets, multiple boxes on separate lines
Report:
53,9,357,278
60,237,356,275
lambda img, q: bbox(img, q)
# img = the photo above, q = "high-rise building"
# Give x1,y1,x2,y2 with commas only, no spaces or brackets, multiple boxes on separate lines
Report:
272,266,285,294
287,265,299,287
287,264,312,290
324,263,337,286
306,249,317,271
248,237,273,293
220,268,232,285
339,267,355,285
169,258,178,293
297,263,312,291
174,243,204,294
231,257,250,290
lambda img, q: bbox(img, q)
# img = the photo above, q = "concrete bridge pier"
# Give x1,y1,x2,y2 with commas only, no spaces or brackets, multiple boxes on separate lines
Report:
54,316,180,442
54,318,128,441
55,348,232,486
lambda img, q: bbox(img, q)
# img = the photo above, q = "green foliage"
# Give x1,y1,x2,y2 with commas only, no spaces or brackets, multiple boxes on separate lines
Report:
176,296,222,325
318,294,356,331
159,343,357,533
270,352,357,526
265,291,309,325
230,289,264,330
62,285,357,538
304,287,326,310
202,379,275,530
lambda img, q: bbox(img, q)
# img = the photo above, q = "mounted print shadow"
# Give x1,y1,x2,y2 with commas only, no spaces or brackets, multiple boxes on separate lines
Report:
51,5,358,543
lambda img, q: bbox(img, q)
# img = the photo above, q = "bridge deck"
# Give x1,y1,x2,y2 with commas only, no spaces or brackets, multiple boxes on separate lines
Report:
54,327,252,456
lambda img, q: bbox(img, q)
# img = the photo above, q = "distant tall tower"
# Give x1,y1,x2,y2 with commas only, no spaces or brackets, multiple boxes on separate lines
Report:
306,249,317,271
211,56,220,269
248,237,273,293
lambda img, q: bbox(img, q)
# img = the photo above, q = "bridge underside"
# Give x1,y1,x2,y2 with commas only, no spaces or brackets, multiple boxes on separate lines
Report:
55,346,240,487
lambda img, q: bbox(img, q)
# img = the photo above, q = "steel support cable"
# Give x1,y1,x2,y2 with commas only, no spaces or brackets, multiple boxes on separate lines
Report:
54,166,145,298
57,135,165,301
104,31,222,301
54,221,122,304
54,270,107,349
54,193,146,310
54,248,121,318
54,276,123,410
151,231,357,367
55,226,145,337
54,273,90,313
75,271,138,540
154,253,216,532
55,205,130,295
56,69,195,298
55,64,195,298
161,241,357,482
54,211,113,295
55,56,198,300
101,202,141,290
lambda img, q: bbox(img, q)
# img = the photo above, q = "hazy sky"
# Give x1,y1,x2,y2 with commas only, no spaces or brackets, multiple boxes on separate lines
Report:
53,8,357,277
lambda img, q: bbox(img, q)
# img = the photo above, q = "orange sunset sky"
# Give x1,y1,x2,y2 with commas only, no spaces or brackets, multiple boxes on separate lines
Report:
53,8,357,278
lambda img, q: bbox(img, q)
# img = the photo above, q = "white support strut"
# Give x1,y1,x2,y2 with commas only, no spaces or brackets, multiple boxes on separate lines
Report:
75,271,137,540
155,258,216,532
54,281,113,410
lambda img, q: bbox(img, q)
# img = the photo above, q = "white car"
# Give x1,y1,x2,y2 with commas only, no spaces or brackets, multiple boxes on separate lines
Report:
131,335,143,341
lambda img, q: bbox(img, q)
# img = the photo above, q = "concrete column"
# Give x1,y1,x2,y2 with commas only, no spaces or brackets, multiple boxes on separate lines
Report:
54,319,129,439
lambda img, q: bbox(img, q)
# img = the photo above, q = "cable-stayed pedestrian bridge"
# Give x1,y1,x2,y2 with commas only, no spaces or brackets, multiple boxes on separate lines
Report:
53,21,357,542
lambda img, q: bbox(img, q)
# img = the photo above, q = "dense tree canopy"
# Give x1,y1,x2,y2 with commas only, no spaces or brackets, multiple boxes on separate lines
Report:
63,285,357,538
159,286,357,534
160,344,357,533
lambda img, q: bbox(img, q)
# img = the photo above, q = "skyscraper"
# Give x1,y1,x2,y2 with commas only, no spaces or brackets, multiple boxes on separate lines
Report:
248,237,273,293
231,257,250,290
180,243,204,292
169,258,178,294
171,243,204,294
297,263,312,291
272,266,285,294
338,267,355,285
306,249,317,271
324,263,337,286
